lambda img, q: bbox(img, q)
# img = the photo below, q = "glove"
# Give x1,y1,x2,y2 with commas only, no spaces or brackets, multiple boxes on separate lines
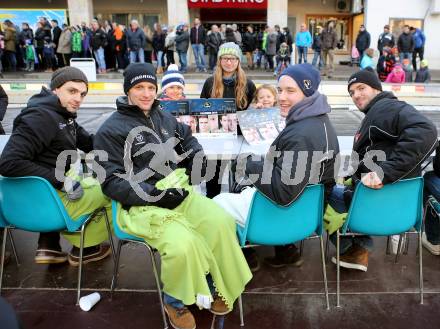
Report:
149,188,189,210
61,178,84,201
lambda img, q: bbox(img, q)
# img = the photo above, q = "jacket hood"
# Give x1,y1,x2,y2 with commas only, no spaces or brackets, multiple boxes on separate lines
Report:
24,87,76,119
285,92,331,124
116,95,160,118
362,91,396,114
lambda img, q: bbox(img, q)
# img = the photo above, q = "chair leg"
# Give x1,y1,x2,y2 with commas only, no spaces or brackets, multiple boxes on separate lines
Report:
394,234,404,264
418,230,424,305
210,314,226,329
319,236,330,310
325,233,330,263
336,229,341,308
299,240,305,257
386,236,391,255
147,246,168,329
76,222,87,305
404,232,410,255
7,229,19,266
102,208,116,264
110,240,123,297
238,294,244,326
0,227,8,295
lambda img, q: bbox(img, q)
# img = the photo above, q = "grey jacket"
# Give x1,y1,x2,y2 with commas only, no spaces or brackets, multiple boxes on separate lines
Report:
126,27,146,51
175,30,190,52
265,32,277,56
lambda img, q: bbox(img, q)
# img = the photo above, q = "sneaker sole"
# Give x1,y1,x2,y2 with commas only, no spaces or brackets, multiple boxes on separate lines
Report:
68,247,112,267
264,258,304,269
164,306,196,329
331,257,367,272
34,257,68,264
422,238,440,255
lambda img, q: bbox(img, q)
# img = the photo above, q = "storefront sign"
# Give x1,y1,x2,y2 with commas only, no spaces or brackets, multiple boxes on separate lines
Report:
188,0,267,9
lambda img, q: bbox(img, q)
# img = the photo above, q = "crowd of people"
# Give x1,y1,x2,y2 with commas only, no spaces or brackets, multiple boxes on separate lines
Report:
346,23,431,83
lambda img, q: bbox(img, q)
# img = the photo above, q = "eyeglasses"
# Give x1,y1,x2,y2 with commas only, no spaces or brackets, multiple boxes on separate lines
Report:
221,57,239,63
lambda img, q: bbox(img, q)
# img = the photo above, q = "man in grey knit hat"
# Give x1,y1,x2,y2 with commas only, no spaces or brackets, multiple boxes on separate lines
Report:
0,66,113,266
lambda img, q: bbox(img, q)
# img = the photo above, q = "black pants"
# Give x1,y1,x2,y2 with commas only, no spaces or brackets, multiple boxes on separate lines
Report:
116,50,127,69
205,160,223,199
266,54,274,69
166,50,175,66
209,51,218,70
144,50,152,63
412,47,424,71
38,232,61,250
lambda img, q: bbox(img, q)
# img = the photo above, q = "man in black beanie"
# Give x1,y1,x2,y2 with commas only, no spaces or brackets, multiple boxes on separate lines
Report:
94,62,252,329
328,68,438,272
0,66,113,266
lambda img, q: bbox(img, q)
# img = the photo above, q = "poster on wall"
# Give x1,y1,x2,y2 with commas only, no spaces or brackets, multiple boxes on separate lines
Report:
159,98,237,138
237,107,285,145
0,9,67,30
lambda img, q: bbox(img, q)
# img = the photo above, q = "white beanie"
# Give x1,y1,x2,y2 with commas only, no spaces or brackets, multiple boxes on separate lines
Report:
161,64,185,92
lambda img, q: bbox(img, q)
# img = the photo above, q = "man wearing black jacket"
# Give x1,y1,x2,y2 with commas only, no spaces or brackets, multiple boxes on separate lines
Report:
397,25,414,63
51,19,62,68
93,63,251,329
0,67,112,265
329,68,437,272
214,64,340,270
355,25,371,60
190,17,207,72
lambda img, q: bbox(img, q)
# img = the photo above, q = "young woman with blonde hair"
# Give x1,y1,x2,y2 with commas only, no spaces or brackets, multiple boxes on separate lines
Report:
200,42,256,198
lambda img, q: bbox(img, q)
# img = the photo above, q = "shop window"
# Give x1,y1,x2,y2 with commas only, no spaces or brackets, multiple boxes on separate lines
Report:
389,18,424,37
306,15,351,52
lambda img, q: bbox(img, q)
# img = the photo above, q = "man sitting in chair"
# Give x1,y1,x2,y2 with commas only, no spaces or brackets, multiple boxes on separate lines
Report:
93,63,252,329
0,67,112,266
213,63,340,271
328,68,437,272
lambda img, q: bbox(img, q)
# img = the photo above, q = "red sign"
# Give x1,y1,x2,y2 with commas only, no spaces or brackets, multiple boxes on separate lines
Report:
188,0,267,9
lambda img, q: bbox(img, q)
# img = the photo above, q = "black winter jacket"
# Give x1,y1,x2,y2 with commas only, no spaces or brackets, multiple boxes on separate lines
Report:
356,30,371,52
190,25,206,45
0,85,8,134
397,32,414,53
90,28,107,49
244,92,339,206
352,92,437,184
242,32,257,52
94,97,205,207
207,32,222,54
126,27,145,51
0,87,93,188
152,32,166,52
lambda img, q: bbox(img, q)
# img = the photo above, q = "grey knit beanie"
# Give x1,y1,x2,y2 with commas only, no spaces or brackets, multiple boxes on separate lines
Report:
50,67,88,90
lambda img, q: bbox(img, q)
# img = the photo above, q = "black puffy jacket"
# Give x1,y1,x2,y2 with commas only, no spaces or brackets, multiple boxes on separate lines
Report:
352,92,438,184
397,32,414,53
356,30,371,52
90,28,107,49
0,87,93,188
244,92,340,206
94,97,205,207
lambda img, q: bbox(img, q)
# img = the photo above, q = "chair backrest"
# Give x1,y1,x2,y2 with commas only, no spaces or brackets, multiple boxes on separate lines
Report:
342,177,423,236
111,200,143,241
238,184,324,247
0,176,71,232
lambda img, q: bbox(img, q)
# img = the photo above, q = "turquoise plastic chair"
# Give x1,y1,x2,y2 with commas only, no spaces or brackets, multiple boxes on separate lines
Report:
110,200,168,329
0,176,115,305
336,177,424,307
236,184,330,326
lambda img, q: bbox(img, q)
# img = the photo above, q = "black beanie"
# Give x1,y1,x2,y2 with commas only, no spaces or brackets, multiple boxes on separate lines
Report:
50,66,88,90
347,68,382,92
123,63,157,94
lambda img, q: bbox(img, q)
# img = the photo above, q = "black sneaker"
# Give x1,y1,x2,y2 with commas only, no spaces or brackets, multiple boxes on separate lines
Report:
264,244,304,268
242,247,260,273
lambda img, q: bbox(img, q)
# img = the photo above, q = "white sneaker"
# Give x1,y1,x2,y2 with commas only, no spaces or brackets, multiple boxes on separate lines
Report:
422,232,440,255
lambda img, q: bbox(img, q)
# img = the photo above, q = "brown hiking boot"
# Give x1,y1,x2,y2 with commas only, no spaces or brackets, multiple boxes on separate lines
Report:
331,244,369,272
164,304,196,329
210,297,231,316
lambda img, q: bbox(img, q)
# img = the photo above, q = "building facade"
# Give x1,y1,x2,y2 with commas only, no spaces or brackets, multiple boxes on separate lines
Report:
1,0,440,68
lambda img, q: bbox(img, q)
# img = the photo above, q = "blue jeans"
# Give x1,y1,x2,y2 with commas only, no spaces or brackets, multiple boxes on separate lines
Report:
423,171,440,245
191,43,206,70
156,50,164,68
399,52,413,63
178,50,187,72
312,51,323,69
328,185,374,254
297,46,308,64
129,49,145,64
94,47,106,70
163,274,215,308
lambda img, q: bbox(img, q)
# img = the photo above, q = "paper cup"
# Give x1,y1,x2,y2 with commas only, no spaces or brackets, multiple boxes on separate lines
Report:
79,292,101,311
